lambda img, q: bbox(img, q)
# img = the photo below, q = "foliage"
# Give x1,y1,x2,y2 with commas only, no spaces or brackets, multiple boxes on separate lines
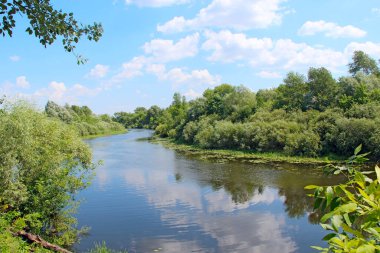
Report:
0,101,95,251
45,101,125,137
114,51,380,160
306,147,380,252
113,105,163,130
349,51,380,76
87,242,128,253
0,0,103,63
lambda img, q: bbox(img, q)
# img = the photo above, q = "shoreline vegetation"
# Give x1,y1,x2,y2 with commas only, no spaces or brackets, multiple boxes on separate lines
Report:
149,137,345,165
82,129,128,140
114,51,380,162
45,101,125,138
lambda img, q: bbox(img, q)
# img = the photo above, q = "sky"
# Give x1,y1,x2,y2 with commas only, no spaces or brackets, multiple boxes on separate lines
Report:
1,0,380,114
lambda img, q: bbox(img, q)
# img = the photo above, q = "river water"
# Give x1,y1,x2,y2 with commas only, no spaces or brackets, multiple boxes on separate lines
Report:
75,129,338,253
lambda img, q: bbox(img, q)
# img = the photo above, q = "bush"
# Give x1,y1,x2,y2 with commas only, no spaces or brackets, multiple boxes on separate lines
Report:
0,102,94,248
284,131,321,157
334,118,376,155
307,150,380,252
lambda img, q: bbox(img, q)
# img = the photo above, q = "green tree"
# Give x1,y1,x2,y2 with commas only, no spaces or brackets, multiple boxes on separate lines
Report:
0,0,103,63
0,102,94,250
274,72,308,111
306,67,338,111
348,51,379,76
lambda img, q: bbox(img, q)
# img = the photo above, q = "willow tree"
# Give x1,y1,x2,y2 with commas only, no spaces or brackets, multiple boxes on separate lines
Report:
0,102,94,251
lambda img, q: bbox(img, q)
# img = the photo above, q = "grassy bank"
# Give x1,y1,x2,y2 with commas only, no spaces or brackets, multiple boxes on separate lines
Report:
150,137,345,165
82,129,128,139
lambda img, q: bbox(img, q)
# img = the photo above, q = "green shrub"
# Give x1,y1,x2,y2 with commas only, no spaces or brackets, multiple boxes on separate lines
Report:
307,149,380,252
284,131,321,157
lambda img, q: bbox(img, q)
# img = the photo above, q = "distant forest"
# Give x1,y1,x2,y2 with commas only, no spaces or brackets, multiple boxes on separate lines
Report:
112,51,380,160
45,101,125,137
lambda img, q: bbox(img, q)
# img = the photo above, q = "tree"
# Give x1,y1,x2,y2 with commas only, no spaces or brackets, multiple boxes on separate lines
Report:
306,67,338,111
348,51,379,76
0,102,94,251
274,72,308,111
0,0,103,63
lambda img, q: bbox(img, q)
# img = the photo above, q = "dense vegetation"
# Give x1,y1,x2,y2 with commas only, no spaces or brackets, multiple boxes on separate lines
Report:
45,101,125,137
114,51,380,160
0,101,94,252
0,100,128,252
307,149,380,252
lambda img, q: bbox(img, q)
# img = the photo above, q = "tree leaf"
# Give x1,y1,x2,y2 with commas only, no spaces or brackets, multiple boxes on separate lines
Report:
354,144,362,155
375,165,380,184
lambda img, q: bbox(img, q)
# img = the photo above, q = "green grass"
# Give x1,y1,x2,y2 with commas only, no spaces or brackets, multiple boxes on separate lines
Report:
87,242,128,253
150,137,345,165
81,129,128,140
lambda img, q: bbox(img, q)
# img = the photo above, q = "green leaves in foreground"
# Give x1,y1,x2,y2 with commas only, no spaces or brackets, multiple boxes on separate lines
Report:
306,152,380,252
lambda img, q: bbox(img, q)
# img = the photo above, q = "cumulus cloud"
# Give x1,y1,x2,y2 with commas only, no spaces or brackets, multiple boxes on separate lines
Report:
157,0,287,33
344,41,380,57
257,71,282,79
201,30,380,72
112,56,147,83
202,30,273,63
23,81,102,103
16,76,30,88
184,89,202,99
88,64,110,78
10,55,21,62
145,64,221,87
35,81,67,101
125,0,189,7
143,33,199,62
298,20,367,38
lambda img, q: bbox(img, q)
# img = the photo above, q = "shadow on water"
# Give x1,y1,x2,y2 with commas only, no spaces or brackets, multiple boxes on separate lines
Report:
75,129,343,253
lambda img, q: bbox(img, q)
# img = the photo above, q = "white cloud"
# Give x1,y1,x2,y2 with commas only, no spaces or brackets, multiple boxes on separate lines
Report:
202,30,273,63
71,84,102,97
35,81,67,101
111,55,220,89
88,64,110,78
344,41,380,58
157,0,287,33
125,0,189,7
112,56,147,83
10,55,21,62
16,76,30,88
298,20,367,38
184,89,202,99
201,30,377,71
28,82,102,103
150,65,221,87
143,33,199,62
257,71,282,79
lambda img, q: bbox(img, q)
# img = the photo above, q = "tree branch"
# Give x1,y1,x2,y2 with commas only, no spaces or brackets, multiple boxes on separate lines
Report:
16,230,73,253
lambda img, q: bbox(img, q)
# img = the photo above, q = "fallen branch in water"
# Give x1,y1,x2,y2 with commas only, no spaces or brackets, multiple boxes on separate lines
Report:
16,230,73,253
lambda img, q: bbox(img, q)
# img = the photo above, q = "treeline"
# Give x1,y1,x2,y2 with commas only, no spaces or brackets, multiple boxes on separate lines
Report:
113,51,380,160
45,101,125,137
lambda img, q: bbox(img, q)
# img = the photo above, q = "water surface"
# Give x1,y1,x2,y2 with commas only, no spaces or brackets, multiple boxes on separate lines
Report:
75,129,338,253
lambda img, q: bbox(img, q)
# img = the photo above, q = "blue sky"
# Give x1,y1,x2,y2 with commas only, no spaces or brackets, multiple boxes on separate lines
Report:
1,0,380,114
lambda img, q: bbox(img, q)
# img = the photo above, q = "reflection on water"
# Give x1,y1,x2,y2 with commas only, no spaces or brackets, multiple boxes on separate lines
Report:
75,130,339,253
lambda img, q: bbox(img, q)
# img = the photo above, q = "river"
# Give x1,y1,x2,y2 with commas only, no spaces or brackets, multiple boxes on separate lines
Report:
75,129,338,253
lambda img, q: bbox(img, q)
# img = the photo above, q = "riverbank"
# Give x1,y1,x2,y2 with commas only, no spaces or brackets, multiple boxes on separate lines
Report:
150,137,345,165
82,129,128,140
